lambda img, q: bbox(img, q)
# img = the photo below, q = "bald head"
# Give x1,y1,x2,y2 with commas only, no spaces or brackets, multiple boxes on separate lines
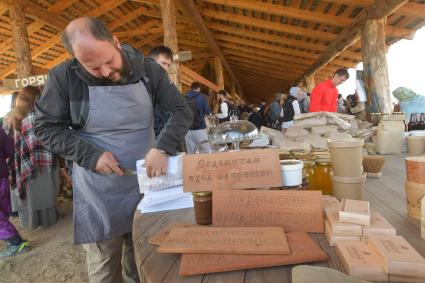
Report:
62,17,125,83
62,17,114,56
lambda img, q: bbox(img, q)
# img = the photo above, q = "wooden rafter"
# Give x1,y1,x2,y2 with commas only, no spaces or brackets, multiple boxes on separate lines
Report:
13,0,68,31
0,0,126,79
0,0,76,56
204,0,353,27
114,19,161,38
202,10,338,42
179,0,243,95
295,0,410,85
207,22,360,60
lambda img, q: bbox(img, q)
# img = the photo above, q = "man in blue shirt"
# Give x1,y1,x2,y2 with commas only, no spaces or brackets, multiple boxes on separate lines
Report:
185,82,211,153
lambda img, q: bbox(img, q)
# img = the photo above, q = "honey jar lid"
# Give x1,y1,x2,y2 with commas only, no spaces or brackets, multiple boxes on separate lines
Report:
316,158,332,165
302,160,316,167
192,191,212,197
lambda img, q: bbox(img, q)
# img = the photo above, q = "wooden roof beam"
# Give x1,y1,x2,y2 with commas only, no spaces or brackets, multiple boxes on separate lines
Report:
204,0,352,27
202,10,338,42
295,0,410,85
0,0,126,79
324,0,373,7
224,52,308,73
0,0,76,57
8,0,68,31
44,7,150,70
114,19,161,38
397,3,425,18
227,61,302,79
203,9,411,42
179,0,243,95
215,33,319,60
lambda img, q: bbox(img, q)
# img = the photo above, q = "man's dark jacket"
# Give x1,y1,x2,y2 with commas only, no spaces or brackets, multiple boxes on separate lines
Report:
34,45,192,171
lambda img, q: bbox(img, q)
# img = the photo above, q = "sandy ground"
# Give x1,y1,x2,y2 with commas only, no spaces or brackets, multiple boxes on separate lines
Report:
0,202,88,283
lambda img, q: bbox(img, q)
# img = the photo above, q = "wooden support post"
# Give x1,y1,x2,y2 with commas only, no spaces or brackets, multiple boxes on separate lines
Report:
180,0,243,97
303,75,315,93
9,2,32,78
361,18,392,113
214,56,224,90
159,0,182,91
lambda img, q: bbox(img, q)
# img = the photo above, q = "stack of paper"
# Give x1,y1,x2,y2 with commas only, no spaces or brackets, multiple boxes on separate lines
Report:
137,185,193,213
136,155,184,193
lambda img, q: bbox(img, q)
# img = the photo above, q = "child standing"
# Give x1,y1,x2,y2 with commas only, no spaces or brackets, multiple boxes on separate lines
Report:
0,127,29,257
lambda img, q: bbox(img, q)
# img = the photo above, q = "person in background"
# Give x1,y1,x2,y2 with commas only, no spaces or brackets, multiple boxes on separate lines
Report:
216,90,230,123
278,93,301,134
289,87,308,113
348,93,366,120
2,92,18,135
249,106,263,129
309,69,349,112
148,45,173,137
148,45,172,71
2,92,19,213
270,93,283,129
185,82,211,153
238,99,250,116
0,127,30,257
34,17,191,282
337,94,346,113
12,86,60,230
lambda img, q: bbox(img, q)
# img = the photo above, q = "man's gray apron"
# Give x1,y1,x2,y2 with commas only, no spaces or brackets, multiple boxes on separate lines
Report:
72,81,154,244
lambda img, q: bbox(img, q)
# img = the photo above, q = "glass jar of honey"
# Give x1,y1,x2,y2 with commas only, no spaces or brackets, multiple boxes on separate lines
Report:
302,160,317,190
192,192,212,225
315,159,333,195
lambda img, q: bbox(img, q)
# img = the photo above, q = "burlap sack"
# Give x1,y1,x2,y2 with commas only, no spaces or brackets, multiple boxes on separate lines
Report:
311,125,338,136
325,112,352,130
285,127,311,138
279,140,311,152
326,132,352,139
294,112,327,128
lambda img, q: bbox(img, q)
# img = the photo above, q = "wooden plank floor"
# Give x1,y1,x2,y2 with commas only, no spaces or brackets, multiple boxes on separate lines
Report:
133,154,424,283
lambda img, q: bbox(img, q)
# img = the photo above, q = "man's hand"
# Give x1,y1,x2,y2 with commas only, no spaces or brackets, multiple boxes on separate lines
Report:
95,151,123,175
145,148,168,178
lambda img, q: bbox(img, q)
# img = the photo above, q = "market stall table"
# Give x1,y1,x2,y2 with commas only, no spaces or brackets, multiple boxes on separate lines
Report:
133,155,425,283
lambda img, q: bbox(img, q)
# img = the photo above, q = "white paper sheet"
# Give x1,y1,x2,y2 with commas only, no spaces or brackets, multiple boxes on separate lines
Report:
136,154,184,192
143,186,192,206
137,195,193,213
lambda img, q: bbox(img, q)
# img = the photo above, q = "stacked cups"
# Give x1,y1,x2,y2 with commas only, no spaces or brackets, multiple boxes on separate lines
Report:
328,138,366,200
405,156,425,219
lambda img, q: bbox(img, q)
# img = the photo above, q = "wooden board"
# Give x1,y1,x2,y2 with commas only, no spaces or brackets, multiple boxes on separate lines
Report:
183,148,282,192
335,240,387,282
212,190,324,233
149,222,198,245
158,227,290,255
368,234,425,277
362,211,396,239
179,232,327,276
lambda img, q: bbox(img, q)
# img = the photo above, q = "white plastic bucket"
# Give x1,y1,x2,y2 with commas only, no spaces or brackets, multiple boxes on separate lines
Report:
410,130,425,137
280,160,303,186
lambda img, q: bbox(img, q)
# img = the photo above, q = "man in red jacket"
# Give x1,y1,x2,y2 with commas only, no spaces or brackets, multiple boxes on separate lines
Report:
309,69,349,112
